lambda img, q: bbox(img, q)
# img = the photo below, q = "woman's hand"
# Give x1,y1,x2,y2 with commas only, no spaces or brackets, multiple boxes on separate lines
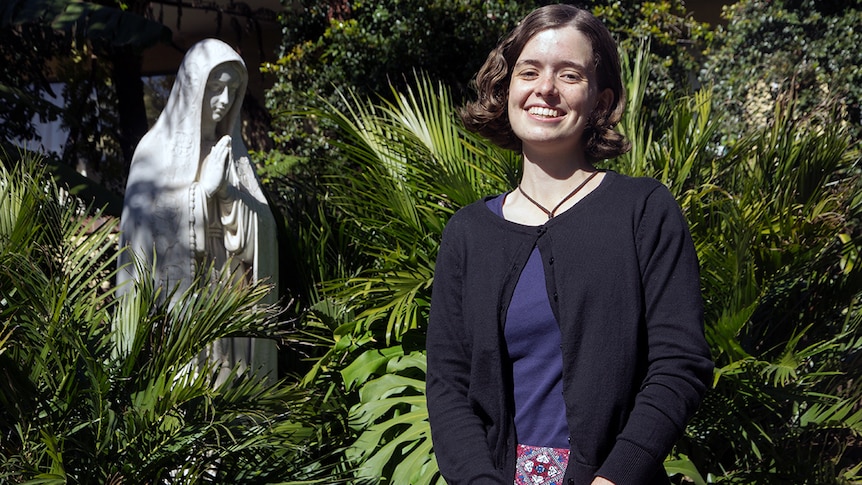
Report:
200,135,232,197
591,477,615,485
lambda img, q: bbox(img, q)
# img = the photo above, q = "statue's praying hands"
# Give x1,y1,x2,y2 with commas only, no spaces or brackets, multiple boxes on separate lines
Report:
200,135,232,198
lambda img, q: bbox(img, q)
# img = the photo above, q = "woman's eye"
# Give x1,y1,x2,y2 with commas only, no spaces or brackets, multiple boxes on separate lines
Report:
562,72,582,82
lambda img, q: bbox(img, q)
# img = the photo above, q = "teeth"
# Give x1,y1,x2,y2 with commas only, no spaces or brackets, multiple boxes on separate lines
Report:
529,106,561,117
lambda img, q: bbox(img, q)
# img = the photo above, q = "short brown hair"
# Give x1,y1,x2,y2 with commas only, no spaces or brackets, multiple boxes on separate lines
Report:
461,4,630,160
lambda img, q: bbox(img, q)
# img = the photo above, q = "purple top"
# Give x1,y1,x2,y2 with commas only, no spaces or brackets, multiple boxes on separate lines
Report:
487,194,569,449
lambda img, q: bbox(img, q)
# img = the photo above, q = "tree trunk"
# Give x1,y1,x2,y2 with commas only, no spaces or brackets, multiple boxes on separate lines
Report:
111,48,148,182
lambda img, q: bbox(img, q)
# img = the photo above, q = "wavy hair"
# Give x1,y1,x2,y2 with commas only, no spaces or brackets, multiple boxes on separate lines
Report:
461,5,630,160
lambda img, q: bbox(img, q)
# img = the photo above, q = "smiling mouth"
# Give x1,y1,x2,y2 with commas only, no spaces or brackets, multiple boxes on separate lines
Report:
528,106,562,118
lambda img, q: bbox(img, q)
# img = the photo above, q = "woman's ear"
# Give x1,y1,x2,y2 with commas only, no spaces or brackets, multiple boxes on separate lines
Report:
597,87,614,113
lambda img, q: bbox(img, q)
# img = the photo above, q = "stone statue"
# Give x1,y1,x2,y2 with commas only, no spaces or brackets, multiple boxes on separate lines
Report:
117,38,278,382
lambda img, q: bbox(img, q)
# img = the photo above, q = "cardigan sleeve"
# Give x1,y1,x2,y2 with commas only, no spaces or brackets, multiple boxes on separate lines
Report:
597,185,713,484
426,220,507,484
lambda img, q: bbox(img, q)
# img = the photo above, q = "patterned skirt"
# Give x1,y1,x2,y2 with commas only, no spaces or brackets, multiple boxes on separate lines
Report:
514,443,570,485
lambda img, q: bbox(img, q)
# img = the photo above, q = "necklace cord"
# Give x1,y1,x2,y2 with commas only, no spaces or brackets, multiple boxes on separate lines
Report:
518,170,600,219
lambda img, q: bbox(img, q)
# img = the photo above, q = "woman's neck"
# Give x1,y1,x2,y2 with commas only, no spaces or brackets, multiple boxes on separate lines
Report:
500,148,602,225
519,149,595,196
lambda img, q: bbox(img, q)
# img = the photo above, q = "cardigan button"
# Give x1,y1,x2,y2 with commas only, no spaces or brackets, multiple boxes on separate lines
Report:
553,292,559,301
548,257,555,265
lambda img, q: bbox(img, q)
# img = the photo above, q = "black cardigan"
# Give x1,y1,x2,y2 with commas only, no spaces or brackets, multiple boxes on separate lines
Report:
426,171,713,485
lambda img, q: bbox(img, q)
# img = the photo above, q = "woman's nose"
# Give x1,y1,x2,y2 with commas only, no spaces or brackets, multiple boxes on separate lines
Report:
536,74,558,97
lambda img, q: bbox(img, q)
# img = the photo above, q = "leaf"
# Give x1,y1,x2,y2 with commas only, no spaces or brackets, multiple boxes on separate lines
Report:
340,346,405,390
664,454,708,485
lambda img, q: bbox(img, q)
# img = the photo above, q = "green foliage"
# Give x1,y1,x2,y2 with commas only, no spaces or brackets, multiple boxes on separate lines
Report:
265,0,531,156
677,108,862,483
595,0,714,122
277,0,526,97
0,154,328,482
705,0,862,145
611,43,862,482
344,347,435,485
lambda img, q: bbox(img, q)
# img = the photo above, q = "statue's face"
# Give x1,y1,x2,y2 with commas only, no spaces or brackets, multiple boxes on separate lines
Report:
204,64,241,123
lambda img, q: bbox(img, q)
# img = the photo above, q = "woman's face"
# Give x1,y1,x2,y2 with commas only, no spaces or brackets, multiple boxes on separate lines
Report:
204,64,241,123
507,26,610,155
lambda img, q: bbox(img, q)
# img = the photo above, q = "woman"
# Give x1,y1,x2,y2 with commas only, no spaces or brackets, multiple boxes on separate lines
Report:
425,6,713,485
117,39,279,383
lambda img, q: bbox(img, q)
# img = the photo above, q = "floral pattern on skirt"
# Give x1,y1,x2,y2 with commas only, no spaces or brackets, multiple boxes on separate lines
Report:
514,443,569,485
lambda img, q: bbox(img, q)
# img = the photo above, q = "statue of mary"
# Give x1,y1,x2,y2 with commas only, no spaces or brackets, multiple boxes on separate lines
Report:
117,38,279,383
